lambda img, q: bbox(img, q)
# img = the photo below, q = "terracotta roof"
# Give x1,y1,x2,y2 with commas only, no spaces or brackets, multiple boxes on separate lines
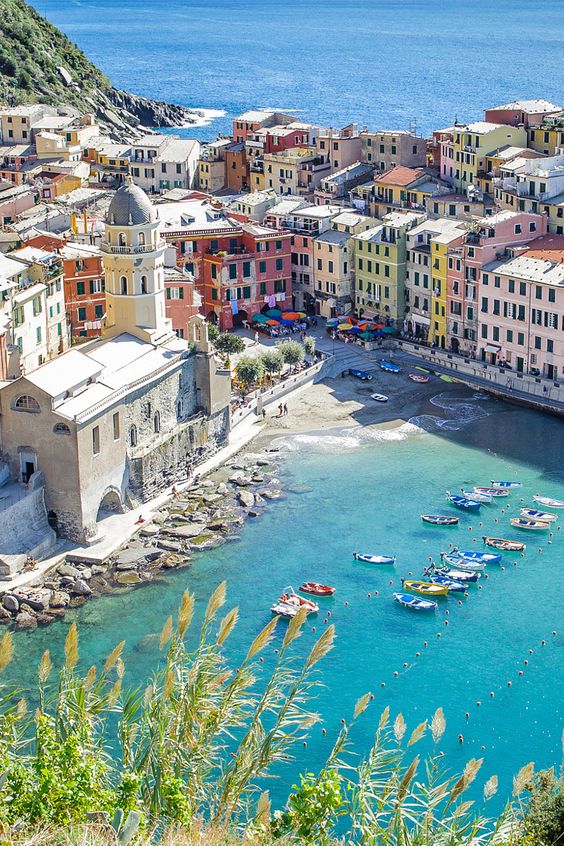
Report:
524,234,564,264
375,166,426,187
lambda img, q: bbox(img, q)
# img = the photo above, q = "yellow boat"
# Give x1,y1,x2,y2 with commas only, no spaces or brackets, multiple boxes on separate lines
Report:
402,579,448,596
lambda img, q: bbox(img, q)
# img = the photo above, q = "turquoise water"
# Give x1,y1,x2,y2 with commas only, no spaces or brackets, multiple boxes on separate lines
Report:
35,0,564,140
7,386,564,812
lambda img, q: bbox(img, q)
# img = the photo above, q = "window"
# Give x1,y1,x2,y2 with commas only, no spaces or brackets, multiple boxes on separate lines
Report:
517,332,524,345
519,282,526,296
211,264,217,280
494,276,500,288
113,412,120,440
118,232,126,246
482,273,488,285
14,395,40,413
259,282,266,295
548,289,555,303
481,325,488,339
259,260,266,273
514,224,522,234
92,426,100,455
276,258,283,271
32,296,42,316
36,327,42,344
141,275,148,294
547,339,554,353
78,307,87,321
229,264,237,280
506,330,513,342
129,425,138,447
274,279,286,293
493,327,499,342
534,336,542,350
481,297,488,313
153,411,161,433
121,276,128,295
508,279,515,294
328,260,334,273
242,286,251,299
76,281,85,295
53,422,70,435
95,305,104,319
242,261,251,278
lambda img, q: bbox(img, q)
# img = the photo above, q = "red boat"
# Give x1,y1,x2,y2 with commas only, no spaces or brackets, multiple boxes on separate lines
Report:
408,373,429,383
299,582,336,597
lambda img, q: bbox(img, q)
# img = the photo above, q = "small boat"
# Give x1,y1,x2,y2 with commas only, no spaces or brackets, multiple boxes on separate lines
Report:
350,368,372,381
299,582,336,597
483,536,526,552
421,515,459,525
433,566,480,583
450,547,501,564
408,373,429,383
461,489,492,503
271,601,299,618
490,480,521,488
370,392,388,402
353,552,395,565
446,492,481,511
474,486,510,498
533,494,564,509
377,359,401,373
441,555,486,571
428,574,466,593
520,508,557,523
510,517,550,531
394,592,437,611
402,579,448,596
273,588,319,615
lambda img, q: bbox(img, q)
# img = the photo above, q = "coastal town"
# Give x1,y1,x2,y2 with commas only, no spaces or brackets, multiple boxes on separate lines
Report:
0,96,563,608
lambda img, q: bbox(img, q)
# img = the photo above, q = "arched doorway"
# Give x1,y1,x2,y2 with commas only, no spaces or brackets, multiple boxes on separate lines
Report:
451,338,460,354
96,487,125,521
232,309,247,328
206,310,218,324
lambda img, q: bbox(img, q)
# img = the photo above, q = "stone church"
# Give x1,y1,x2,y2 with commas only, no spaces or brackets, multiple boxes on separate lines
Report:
0,180,230,555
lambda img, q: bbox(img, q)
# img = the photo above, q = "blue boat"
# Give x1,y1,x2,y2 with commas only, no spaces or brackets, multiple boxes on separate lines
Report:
450,547,501,564
446,492,481,510
428,574,466,593
350,368,372,381
490,480,521,488
394,592,437,611
378,359,401,373
441,554,486,571
433,565,480,583
421,514,459,525
353,552,395,565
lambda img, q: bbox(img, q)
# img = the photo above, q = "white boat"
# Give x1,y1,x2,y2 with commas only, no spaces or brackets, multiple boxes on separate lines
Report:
490,480,521,488
533,494,564,509
520,508,557,523
510,517,550,531
441,554,486,572
353,552,395,565
474,486,510,498
461,488,492,503
370,393,388,403
271,602,299,618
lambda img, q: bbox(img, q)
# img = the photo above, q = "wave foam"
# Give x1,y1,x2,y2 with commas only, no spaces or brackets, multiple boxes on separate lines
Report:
408,391,490,432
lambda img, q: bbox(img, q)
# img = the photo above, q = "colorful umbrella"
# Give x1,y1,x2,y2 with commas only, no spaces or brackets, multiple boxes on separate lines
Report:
338,322,352,330
281,312,302,321
253,313,269,323
326,318,339,326
359,331,373,339
266,308,282,318
266,319,279,325
382,326,397,334
349,326,362,334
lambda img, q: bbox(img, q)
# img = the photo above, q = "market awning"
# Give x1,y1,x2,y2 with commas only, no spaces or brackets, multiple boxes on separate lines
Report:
483,344,501,353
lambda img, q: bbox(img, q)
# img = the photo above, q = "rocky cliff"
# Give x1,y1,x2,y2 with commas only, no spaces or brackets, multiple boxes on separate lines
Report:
0,0,201,139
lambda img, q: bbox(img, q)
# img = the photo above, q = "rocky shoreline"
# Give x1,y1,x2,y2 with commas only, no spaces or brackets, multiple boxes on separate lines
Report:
0,446,284,631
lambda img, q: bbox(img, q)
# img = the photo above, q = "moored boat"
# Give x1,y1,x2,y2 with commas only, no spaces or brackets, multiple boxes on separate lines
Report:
272,588,319,615
446,492,481,510
450,547,501,564
533,494,564,509
433,565,480,583
402,579,448,596
461,488,492,503
520,508,557,523
370,392,388,402
299,582,336,597
510,517,550,531
474,486,510,497
353,552,395,565
421,514,459,525
271,601,299,618
490,480,522,488
394,592,437,611
441,554,486,571
378,359,401,373
428,574,466,593
483,536,526,552
408,373,429,383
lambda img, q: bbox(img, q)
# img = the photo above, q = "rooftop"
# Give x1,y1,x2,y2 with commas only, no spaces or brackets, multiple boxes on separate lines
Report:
524,234,564,264
315,229,350,246
132,134,172,149
157,139,199,162
483,254,564,286
488,99,561,114
375,166,426,186
107,181,155,226
0,253,27,280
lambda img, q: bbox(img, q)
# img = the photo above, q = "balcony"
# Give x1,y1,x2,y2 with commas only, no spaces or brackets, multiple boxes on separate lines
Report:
100,242,160,255
207,246,251,258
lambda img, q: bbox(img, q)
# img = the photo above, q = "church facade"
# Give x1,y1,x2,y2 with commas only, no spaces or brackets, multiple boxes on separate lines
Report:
0,182,231,546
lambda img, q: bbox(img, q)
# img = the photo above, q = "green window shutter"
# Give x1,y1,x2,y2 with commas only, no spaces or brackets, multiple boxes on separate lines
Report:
166,288,171,300
179,288,184,299
76,281,85,295
89,280,95,294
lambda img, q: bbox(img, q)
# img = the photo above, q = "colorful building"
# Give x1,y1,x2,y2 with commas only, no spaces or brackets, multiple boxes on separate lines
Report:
484,99,561,129
360,130,427,171
493,154,564,234
440,122,527,191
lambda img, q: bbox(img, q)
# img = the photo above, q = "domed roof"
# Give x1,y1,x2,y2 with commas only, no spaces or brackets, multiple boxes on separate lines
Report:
107,179,155,226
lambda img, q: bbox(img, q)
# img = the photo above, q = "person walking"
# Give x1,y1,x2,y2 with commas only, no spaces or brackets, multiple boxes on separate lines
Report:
254,331,259,345
278,403,283,416
262,408,266,421
283,403,288,416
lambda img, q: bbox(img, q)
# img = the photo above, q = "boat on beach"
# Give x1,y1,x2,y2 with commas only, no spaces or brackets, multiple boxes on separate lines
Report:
461,489,492,503
377,359,401,373
474,486,510,497
520,508,557,523
353,552,395,565
299,582,336,597
483,536,526,552
370,392,388,402
446,492,481,510
491,480,521,488
402,579,448,596
394,592,437,611
428,574,466,592
533,494,564,509
510,517,550,531
408,373,429,383
421,514,459,525
450,547,501,564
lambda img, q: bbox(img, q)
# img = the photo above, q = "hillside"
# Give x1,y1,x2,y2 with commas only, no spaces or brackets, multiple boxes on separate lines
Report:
0,0,200,138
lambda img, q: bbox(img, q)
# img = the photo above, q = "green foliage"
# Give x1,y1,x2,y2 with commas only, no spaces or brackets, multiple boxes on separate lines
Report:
273,769,344,845
207,322,220,342
521,769,564,845
235,356,264,393
214,333,245,356
277,340,304,369
259,349,284,376
303,337,316,357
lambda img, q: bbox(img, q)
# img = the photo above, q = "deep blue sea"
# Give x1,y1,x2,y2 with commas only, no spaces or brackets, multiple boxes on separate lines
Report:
35,0,564,140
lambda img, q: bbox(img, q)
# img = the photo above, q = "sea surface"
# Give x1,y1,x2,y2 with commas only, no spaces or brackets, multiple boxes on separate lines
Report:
7,386,564,814
35,0,564,140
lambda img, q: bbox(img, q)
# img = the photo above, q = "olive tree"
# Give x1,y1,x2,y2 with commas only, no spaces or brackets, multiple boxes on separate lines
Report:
278,340,304,372
235,355,264,395
260,349,284,378
214,332,245,356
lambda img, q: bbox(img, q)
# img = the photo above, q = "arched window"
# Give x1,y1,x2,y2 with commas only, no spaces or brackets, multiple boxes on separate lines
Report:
121,276,128,295
153,411,160,434
118,232,126,247
13,395,40,413
53,422,71,435
141,275,148,294
129,425,137,447
138,232,145,246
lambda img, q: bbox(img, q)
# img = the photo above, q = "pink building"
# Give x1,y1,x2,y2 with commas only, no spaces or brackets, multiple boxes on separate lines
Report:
478,236,564,379
484,99,561,129
446,210,547,354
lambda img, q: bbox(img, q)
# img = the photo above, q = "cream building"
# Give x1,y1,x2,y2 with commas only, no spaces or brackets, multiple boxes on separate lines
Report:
0,180,230,557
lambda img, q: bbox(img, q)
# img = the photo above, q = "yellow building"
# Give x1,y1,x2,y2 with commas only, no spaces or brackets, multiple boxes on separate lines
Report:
353,166,449,218
428,226,466,347
262,148,330,196
448,122,527,193
353,211,423,322
528,117,564,157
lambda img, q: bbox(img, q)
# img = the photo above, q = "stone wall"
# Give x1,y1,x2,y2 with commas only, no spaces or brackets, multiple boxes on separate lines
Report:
0,487,57,578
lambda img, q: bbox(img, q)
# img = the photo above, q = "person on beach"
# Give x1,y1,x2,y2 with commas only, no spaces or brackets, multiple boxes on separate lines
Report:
283,403,288,415
278,403,283,416
135,515,145,525
254,331,259,345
